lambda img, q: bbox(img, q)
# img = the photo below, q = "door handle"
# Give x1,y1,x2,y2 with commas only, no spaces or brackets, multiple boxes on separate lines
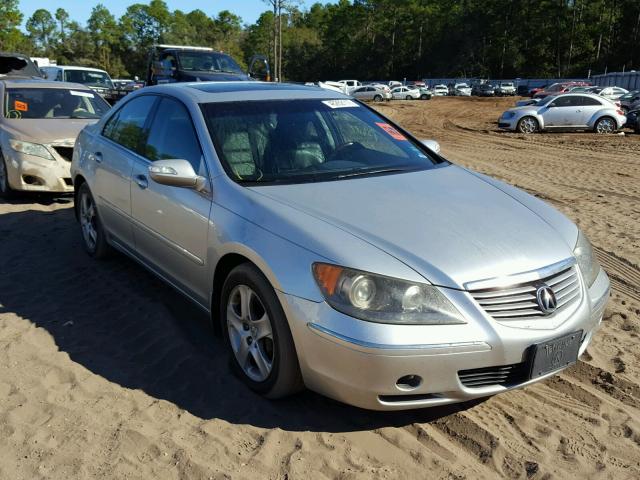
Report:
134,174,148,189
94,151,103,163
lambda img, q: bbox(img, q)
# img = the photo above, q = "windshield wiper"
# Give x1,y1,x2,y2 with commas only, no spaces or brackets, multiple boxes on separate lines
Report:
334,168,408,180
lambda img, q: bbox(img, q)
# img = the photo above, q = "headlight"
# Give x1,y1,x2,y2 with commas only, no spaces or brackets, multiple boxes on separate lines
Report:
9,140,54,161
573,230,601,288
312,263,466,325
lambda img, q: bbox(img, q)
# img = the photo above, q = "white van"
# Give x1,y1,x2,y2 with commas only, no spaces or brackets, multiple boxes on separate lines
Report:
40,66,119,103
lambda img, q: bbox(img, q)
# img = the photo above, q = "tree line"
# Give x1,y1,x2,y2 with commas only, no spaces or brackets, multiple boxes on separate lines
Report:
1,0,639,81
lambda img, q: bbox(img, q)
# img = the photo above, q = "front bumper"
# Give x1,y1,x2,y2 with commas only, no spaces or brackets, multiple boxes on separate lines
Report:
498,116,518,130
3,147,73,193
279,268,610,410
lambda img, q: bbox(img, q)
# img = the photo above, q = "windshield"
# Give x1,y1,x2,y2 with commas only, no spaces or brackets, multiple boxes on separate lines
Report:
203,99,442,184
5,88,111,119
64,69,113,89
177,51,243,74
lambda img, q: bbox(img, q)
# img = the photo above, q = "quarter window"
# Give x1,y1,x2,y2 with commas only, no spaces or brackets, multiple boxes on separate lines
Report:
144,98,204,174
102,96,156,153
580,96,603,106
552,96,580,107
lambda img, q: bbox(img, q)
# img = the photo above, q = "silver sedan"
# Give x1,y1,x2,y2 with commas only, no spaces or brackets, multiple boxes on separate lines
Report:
71,82,610,410
499,93,626,134
350,86,391,102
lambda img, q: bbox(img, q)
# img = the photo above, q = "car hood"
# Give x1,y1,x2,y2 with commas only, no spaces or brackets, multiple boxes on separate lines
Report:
250,165,575,289
1,119,98,144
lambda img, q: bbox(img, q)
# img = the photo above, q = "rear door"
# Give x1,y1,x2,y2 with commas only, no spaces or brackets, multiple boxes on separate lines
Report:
129,96,212,304
93,95,157,247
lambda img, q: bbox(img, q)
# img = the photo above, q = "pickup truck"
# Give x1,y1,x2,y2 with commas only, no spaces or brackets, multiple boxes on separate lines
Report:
146,45,270,86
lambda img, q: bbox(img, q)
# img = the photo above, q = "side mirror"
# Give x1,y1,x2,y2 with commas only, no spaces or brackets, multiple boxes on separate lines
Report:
421,139,441,154
148,159,206,190
248,55,271,82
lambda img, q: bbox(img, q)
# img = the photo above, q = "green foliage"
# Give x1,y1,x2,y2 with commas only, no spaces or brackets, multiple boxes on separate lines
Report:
16,0,640,80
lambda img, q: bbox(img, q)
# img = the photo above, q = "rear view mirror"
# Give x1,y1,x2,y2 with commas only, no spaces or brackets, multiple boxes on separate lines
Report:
148,159,206,190
421,139,441,154
248,55,271,82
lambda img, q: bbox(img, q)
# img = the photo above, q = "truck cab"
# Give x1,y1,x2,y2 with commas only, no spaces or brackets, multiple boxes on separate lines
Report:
146,45,270,86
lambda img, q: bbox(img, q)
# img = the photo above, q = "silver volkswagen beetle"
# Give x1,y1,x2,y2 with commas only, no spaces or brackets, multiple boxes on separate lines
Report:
71,82,610,410
499,93,626,134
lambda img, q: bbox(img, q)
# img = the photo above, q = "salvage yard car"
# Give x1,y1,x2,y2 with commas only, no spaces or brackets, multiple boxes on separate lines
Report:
0,79,110,196
350,85,391,102
499,93,626,134
391,86,421,100
71,81,610,411
41,65,124,104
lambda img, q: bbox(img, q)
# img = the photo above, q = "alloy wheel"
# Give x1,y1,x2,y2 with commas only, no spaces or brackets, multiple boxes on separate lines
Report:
227,284,274,382
519,117,538,134
79,190,98,252
595,117,615,134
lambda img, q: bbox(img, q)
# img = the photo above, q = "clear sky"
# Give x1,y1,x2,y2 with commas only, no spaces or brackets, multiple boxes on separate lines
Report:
18,0,330,27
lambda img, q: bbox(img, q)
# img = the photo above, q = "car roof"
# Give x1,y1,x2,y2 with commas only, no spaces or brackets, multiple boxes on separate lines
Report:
0,78,93,90
141,81,351,103
42,65,109,73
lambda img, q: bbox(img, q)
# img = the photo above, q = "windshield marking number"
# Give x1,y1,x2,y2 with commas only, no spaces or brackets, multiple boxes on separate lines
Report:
14,100,28,111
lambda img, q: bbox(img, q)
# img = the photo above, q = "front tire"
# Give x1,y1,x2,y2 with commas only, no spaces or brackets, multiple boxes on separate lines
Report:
517,116,539,134
594,116,616,134
220,263,303,399
76,183,110,258
0,152,14,199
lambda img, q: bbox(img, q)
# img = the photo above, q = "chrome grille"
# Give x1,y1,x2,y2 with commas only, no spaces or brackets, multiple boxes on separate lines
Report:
469,266,581,320
459,362,528,388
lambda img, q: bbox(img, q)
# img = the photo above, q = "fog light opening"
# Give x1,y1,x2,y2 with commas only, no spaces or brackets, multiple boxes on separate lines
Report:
396,374,422,391
22,175,43,186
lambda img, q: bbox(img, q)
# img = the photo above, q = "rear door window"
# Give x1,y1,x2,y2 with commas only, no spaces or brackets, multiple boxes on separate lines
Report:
102,96,157,154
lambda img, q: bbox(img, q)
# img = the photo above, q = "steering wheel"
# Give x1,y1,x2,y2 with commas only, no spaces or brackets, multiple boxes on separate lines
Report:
326,141,365,162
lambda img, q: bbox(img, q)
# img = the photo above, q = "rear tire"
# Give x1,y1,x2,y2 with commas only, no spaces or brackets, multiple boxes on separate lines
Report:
220,263,303,399
517,116,539,134
373,94,383,102
594,116,616,134
0,152,14,199
405,95,412,100
76,182,110,259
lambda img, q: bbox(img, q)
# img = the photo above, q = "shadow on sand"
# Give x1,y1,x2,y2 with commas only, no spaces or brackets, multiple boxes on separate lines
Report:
0,200,484,432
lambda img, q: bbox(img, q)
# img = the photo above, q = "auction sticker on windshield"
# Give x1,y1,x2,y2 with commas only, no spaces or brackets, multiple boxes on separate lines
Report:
322,99,359,109
70,90,95,98
14,100,28,111
376,122,407,141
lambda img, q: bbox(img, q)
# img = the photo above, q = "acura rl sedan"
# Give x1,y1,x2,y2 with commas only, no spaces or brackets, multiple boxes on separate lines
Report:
499,93,626,134
71,82,610,410
0,78,110,196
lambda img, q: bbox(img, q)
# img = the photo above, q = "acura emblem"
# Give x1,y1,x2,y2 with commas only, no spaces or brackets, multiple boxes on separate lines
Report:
535,285,557,314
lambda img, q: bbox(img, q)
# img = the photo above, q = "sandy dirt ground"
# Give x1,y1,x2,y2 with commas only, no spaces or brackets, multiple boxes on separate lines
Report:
1,97,639,479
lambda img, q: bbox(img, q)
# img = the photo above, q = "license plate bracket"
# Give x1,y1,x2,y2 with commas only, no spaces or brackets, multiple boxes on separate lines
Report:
529,330,583,379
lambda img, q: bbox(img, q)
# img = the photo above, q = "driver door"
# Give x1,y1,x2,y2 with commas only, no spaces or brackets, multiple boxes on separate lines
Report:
130,96,212,304
543,95,581,127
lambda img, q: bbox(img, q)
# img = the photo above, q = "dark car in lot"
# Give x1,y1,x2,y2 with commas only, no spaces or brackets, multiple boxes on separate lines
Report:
472,83,495,97
146,44,270,86
619,90,640,115
625,108,640,133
